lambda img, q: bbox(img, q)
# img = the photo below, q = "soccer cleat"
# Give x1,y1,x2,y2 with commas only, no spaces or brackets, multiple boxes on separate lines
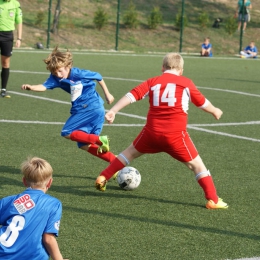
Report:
95,175,107,191
0,89,10,98
206,198,228,209
112,171,119,180
98,135,110,153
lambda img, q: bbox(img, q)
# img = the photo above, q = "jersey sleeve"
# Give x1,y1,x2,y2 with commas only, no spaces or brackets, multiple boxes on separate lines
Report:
43,74,60,89
43,199,62,237
187,79,207,107
74,68,102,82
15,2,23,25
128,79,151,101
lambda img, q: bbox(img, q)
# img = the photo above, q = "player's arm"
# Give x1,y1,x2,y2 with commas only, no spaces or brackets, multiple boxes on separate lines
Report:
42,233,64,260
201,101,223,120
15,23,22,48
21,84,47,91
97,79,114,104
105,95,131,124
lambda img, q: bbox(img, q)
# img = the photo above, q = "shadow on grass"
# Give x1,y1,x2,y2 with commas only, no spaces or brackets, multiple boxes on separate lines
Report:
51,181,204,209
62,202,260,241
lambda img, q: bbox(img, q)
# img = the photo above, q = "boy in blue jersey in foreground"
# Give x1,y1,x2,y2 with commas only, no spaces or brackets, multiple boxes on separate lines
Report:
0,157,64,260
21,46,117,164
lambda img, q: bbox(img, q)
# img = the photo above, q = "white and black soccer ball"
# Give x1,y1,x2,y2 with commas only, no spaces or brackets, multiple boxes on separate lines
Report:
117,166,141,191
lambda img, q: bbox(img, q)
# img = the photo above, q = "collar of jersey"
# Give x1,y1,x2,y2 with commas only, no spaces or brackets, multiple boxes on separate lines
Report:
164,69,179,75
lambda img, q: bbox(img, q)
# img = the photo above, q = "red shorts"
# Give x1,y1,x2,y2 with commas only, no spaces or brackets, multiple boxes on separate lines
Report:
133,127,198,162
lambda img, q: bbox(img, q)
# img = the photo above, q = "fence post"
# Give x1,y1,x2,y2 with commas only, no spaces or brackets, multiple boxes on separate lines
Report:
179,0,185,53
47,0,52,49
115,0,121,51
239,1,245,53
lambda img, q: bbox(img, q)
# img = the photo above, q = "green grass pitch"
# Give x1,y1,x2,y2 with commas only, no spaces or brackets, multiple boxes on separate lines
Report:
0,50,260,260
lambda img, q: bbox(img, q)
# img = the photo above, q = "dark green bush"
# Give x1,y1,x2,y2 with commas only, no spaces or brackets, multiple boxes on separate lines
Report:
225,16,237,35
198,12,209,28
175,11,188,31
35,11,45,27
147,6,163,29
123,1,139,29
93,7,108,30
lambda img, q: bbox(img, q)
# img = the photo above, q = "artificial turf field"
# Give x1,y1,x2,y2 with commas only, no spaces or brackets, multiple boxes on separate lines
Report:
0,50,260,260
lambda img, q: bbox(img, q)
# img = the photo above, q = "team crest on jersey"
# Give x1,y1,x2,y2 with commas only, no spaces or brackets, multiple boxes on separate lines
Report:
54,220,60,230
9,12,14,17
14,194,35,214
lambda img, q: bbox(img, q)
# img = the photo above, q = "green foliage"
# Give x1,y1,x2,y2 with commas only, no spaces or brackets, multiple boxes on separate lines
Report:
35,11,45,27
198,12,209,28
93,7,108,31
147,6,163,29
225,16,237,35
123,1,139,29
175,11,188,31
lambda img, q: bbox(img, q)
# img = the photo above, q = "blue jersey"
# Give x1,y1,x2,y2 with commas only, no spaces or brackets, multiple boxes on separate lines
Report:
244,45,258,54
201,43,213,57
0,188,62,260
43,67,104,114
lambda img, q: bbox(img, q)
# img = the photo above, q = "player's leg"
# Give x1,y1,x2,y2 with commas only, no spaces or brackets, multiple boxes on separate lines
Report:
80,144,116,163
166,131,228,209
0,39,13,98
70,130,104,147
62,108,110,152
95,143,143,191
183,156,228,209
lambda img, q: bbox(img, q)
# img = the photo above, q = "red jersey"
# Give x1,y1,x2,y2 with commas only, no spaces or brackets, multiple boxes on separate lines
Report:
127,71,208,132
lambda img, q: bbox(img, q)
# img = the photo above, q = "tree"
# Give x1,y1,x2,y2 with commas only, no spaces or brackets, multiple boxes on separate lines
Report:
52,0,62,35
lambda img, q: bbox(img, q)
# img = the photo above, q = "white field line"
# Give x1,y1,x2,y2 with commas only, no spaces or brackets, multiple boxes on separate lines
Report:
1,119,260,142
5,71,260,143
12,49,260,61
12,69,260,98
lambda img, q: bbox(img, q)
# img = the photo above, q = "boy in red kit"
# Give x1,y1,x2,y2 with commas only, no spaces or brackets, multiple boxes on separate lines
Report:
95,52,228,209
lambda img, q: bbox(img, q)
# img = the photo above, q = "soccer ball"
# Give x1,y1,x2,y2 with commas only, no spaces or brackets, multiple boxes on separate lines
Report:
117,166,141,191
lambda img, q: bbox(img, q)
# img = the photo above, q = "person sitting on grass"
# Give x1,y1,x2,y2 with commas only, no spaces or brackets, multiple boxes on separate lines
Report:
95,52,228,210
0,157,66,260
200,37,213,57
240,41,258,58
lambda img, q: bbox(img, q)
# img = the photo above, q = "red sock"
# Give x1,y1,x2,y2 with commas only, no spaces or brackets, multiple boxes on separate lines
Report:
87,144,116,163
198,176,218,204
70,130,101,145
100,157,125,180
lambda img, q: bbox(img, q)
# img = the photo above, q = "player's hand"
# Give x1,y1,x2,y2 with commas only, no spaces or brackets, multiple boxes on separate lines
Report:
105,93,115,104
213,108,223,120
21,84,31,90
105,110,116,124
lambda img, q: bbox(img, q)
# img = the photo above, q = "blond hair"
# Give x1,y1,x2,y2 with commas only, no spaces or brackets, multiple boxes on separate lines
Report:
21,157,53,187
162,53,184,71
44,46,73,74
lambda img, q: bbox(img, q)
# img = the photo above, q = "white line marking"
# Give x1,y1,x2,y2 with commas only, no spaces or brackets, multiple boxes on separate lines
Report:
198,86,260,98
1,119,260,143
188,126,260,142
12,49,260,60
5,74,260,143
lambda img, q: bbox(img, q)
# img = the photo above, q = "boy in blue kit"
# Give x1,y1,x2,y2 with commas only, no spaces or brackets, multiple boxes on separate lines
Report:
0,157,64,260
21,46,117,165
200,37,212,57
240,41,258,58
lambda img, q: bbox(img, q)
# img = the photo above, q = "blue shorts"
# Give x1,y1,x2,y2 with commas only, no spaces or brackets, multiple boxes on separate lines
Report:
61,106,105,148
238,13,249,22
